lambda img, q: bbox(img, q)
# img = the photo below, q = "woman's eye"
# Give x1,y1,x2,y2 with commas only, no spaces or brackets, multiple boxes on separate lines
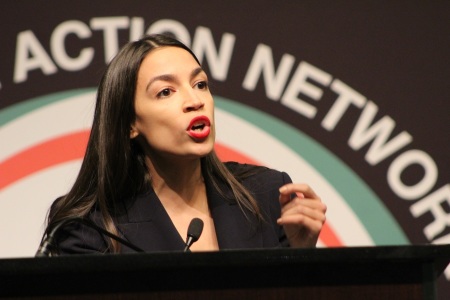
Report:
196,81,208,90
157,88,171,98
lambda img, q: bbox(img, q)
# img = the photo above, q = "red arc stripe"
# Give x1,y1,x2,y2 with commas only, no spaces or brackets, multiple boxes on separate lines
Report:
0,131,90,190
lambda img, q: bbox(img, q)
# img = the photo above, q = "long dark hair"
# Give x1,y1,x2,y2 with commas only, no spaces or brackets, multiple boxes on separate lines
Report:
44,34,262,253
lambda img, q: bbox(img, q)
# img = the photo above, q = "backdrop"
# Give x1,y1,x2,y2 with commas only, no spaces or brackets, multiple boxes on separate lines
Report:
1,1,449,297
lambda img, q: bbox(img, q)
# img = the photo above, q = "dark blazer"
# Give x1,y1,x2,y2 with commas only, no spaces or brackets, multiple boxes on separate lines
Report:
56,163,292,254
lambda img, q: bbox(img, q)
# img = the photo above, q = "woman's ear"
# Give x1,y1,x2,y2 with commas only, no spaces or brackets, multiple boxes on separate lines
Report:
130,125,139,139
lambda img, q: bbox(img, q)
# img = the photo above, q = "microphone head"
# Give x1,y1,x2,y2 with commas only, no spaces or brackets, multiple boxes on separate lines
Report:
187,218,204,242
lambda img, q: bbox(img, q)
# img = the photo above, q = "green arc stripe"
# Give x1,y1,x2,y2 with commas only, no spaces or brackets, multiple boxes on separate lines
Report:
215,96,409,246
1,89,409,245
0,88,96,126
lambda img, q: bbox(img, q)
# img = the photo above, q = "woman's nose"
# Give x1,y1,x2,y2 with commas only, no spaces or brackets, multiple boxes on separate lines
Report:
183,92,204,112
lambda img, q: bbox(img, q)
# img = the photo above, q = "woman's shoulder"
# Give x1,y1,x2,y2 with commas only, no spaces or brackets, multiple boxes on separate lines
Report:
224,161,282,174
224,161,291,185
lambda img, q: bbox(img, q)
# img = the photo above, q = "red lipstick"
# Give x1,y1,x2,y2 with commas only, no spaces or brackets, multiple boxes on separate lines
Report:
187,116,211,139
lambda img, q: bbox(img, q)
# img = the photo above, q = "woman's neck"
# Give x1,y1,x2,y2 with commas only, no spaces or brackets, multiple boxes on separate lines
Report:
145,155,206,209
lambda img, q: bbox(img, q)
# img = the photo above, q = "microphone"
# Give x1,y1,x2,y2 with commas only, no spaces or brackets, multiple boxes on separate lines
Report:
35,217,144,257
183,218,204,252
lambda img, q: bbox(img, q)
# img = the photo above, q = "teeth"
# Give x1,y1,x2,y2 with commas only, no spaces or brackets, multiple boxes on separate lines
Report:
191,122,205,130
192,124,204,131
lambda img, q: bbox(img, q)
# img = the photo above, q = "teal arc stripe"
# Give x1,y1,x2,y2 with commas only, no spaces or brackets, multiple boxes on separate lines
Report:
215,96,409,245
0,88,96,126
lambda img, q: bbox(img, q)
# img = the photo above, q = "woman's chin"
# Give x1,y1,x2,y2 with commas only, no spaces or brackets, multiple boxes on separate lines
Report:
189,143,215,158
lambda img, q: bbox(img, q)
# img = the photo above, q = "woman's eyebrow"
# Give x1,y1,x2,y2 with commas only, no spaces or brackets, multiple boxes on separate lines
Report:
146,67,206,91
146,74,176,91
190,67,206,80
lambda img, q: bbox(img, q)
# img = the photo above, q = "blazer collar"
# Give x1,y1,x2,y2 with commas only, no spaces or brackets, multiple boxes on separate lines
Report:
116,173,263,250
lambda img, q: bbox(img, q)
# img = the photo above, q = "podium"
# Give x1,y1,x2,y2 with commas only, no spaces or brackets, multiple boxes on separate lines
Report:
1,245,449,299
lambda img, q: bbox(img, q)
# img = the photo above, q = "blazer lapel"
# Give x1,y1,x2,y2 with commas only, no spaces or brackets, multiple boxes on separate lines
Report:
205,176,264,249
116,188,186,252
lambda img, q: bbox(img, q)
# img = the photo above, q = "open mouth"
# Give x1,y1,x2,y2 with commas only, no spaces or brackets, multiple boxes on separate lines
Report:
187,116,211,139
